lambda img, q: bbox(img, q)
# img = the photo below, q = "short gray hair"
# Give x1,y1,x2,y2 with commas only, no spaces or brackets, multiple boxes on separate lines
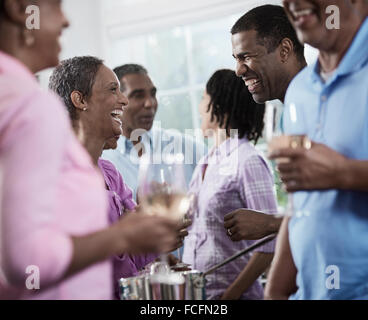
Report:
49,56,104,120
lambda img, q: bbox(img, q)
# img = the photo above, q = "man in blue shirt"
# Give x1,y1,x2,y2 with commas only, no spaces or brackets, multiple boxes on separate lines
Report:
266,0,368,299
102,64,207,201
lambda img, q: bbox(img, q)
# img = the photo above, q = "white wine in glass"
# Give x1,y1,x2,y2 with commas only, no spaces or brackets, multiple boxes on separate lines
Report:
138,153,190,273
138,153,190,221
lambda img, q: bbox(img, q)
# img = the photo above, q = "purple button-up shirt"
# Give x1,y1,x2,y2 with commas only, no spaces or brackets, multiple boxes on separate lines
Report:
182,137,277,300
98,159,158,298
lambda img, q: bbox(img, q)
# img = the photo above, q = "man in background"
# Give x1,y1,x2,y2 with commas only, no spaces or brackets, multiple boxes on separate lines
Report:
103,64,206,201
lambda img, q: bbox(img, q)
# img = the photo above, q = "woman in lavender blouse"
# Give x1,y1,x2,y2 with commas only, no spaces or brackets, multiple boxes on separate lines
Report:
49,56,187,299
0,1,176,300
182,69,277,300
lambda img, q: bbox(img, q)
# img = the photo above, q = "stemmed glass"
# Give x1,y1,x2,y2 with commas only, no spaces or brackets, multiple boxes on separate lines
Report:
138,153,191,274
265,101,309,217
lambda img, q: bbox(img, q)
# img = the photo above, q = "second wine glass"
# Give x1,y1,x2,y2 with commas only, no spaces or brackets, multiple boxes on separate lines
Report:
138,153,191,273
265,102,311,217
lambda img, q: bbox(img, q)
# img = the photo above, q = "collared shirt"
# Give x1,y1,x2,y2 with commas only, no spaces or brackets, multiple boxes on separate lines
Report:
102,126,207,201
283,18,368,300
98,159,157,299
182,137,277,300
0,51,111,299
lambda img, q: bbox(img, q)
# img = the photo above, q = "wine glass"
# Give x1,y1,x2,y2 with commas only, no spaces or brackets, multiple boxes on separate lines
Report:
138,153,191,273
264,101,283,144
265,101,310,217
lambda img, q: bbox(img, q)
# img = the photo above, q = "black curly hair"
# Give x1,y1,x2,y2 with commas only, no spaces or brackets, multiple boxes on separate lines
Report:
206,69,265,144
49,56,104,120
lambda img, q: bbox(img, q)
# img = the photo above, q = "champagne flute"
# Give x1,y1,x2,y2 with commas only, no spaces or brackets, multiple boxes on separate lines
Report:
138,153,191,273
265,102,310,217
264,101,283,144
264,102,289,216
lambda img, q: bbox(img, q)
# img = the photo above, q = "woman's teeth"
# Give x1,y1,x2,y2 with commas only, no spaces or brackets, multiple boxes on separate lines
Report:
111,110,123,125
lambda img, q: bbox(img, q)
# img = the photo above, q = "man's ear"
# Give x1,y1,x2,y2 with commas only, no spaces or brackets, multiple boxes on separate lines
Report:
70,91,88,111
279,38,294,63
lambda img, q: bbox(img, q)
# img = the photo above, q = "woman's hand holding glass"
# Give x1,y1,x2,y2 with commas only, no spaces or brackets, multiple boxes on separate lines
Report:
138,153,193,273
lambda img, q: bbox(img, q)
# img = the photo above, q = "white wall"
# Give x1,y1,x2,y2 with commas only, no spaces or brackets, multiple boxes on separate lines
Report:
305,45,319,65
38,0,107,88
61,0,106,59
104,0,282,40
38,0,319,88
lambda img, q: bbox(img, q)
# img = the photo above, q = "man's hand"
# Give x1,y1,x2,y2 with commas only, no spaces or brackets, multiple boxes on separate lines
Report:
224,209,280,241
269,142,348,192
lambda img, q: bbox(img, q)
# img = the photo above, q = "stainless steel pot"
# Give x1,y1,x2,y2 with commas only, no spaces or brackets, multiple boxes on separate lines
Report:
149,270,206,300
149,272,185,300
119,270,205,300
178,270,206,300
119,234,276,300
119,275,152,300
